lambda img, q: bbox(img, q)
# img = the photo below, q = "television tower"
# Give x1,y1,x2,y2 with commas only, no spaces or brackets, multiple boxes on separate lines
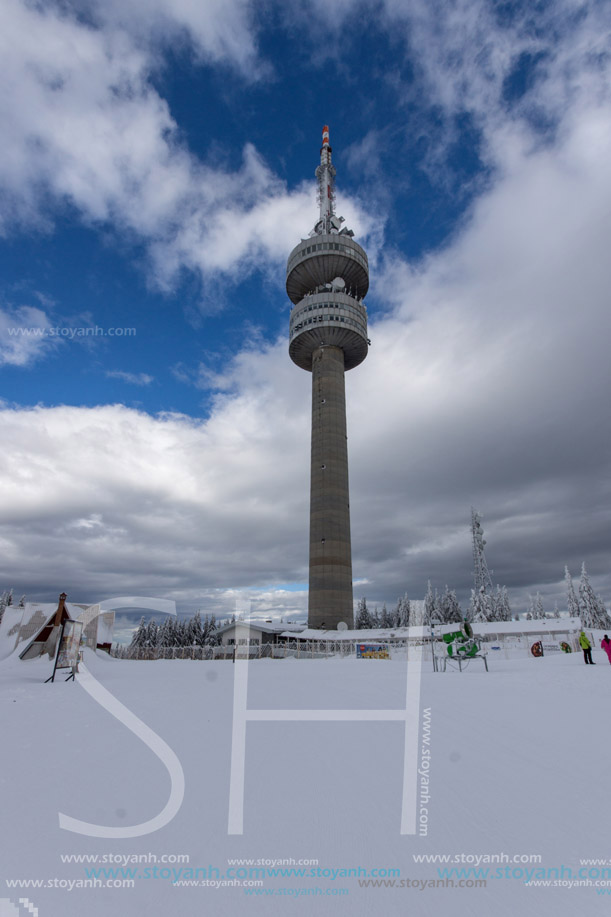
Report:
287,126,369,630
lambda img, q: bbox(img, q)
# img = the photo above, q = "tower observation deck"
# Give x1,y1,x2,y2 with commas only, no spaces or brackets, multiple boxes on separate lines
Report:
287,126,369,630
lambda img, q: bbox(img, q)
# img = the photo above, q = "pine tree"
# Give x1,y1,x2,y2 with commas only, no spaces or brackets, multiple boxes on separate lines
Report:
553,602,560,619
145,620,159,647
0,591,9,627
491,584,512,622
189,611,203,646
355,597,372,629
528,593,545,620
579,563,611,629
206,614,220,646
423,581,435,627
157,618,172,647
380,603,392,628
470,587,493,623
565,566,580,622
395,594,411,627
440,586,462,624
130,617,148,649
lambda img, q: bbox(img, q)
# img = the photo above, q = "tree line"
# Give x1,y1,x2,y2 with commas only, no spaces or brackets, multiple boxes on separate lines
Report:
354,563,611,630
125,611,224,653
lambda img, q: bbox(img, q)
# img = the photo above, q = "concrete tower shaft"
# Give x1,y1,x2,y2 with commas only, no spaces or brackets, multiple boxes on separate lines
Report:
309,345,353,628
287,126,369,630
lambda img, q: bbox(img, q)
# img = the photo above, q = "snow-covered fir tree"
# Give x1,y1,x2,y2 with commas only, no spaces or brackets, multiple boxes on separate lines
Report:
423,581,435,626
380,603,392,628
439,586,462,624
579,563,611,629
564,566,581,622
188,611,203,646
527,593,545,620
355,597,372,629
157,617,174,647
469,587,494,623
495,585,512,622
0,589,13,627
145,619,159,647
130,617,148,649
202,614,220,646
394,594,411,627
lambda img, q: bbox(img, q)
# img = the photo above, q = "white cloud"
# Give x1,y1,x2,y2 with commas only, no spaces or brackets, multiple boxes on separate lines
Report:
106,371,154,386
0,0,379,293
301,0,611,178
0,304,57,367
79,0,263,76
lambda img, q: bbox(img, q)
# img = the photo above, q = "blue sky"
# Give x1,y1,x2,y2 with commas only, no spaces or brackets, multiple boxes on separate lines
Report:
1,0,610,624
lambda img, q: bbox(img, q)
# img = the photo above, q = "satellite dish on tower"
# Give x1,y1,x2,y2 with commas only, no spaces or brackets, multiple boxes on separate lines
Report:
331,277,346,292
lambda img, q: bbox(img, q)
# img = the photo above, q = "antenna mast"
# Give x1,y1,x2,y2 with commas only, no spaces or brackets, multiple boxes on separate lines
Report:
471,508,494,594
314,125,337,235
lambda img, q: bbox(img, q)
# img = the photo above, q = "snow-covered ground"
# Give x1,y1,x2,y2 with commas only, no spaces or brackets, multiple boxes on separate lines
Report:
2,641,610,916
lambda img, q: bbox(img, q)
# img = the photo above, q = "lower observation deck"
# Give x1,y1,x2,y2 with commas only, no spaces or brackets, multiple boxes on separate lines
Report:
289,292,368,371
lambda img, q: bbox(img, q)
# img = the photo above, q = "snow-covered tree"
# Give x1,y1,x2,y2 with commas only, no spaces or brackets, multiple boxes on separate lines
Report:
130,617,148,649
527,593,545,620
553,602,560,619
469,587,493,623
394,594,411,628
188,611,203,646
565,566,581,622
355,597,372,629
495,585,512,622
205,614,220,646
145,620,159,647
439,586,462,624
157,618,173,647
380,604,392,628
579,563,611,629
0,588,14,627
423,581,435,627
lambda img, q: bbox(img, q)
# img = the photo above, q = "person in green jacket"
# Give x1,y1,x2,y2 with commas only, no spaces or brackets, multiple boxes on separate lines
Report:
580,630,595,664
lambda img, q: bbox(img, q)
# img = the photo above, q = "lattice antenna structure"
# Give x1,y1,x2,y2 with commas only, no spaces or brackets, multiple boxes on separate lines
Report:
471,508,494,595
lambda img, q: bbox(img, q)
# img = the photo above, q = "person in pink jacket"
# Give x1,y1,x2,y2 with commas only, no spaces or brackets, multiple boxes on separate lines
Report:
601,635,611,664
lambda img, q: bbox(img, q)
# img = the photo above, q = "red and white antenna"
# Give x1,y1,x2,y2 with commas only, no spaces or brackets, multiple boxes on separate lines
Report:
315,124,336,233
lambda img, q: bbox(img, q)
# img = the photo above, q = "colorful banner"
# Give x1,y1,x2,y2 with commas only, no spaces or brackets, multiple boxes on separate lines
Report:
356,644,390,659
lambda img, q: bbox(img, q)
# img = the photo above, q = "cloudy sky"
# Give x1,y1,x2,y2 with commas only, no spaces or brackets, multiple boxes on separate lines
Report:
1,0,610,624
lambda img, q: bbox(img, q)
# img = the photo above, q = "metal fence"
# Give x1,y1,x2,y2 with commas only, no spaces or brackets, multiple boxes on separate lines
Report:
110,631,582,662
